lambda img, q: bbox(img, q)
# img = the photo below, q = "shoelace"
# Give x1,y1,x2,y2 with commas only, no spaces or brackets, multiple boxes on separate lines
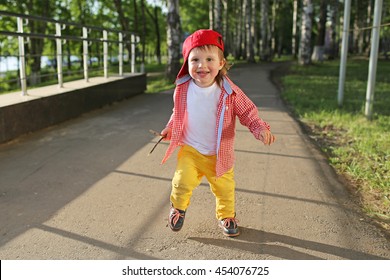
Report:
222,217,239,229
170,209,185,226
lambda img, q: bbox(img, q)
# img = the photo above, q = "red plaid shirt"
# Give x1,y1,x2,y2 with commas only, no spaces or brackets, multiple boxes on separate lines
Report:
161,75,270,177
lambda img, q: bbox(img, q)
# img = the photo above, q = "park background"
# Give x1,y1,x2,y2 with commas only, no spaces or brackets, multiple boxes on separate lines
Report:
0,0,389,236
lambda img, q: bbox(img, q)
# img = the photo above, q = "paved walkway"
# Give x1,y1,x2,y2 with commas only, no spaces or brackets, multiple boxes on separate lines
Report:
0,64,389,260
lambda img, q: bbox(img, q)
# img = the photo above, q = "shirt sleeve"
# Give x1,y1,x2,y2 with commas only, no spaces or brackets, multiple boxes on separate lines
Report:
233,90,270,141
165,88,177,129
166,110,174,129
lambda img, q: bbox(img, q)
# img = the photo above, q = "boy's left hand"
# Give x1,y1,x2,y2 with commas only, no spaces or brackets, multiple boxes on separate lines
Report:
260,130,276,145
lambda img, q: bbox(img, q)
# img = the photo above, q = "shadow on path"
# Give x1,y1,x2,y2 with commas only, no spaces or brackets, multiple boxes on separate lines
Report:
189,227,388,260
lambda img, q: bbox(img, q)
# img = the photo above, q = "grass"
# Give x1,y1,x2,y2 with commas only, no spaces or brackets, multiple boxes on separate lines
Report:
280,58,390,224
144,63,175,94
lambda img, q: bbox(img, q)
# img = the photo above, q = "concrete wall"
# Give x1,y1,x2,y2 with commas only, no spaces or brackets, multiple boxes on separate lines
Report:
0,74,146,144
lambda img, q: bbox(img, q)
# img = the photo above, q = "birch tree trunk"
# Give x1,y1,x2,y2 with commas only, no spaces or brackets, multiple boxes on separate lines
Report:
140,0,146,71
241,0,247,60
260,0,271,61
222,0,229,54
325,0,339,59
365,0,372,55
251,0,258,58
271,0,277,57
245,0,255,62
234,0,243,59
312,0,327,62
209,0,214,30
352,0,365,54
133,0,139,33
214,0,222,34
145,4,162,64
292,0,298,57
298,0,313,65
166,0,182,80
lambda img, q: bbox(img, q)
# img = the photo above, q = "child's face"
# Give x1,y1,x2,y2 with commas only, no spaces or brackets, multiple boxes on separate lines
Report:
188,45,225,88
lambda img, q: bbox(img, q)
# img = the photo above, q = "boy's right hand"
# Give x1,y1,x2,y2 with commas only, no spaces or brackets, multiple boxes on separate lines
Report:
160,127,172,141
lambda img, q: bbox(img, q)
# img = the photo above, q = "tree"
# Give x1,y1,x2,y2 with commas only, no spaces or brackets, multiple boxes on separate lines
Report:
251,0,257,57
140,0,146,71
113,0,133,60
213,0,223,34
292,0,299,58
7,0,390,86
260,0,271,61
312,0,327,62
275,0,293,57
298,0,313,65
9,0,55,85
222,0,228,49
325,0,339,59
244,0,255,62
179,0,209,33
382,0,390,59
209,0,214,30
145,3,162,64
233,0,244,59
166,0,182,80
364,0,373,55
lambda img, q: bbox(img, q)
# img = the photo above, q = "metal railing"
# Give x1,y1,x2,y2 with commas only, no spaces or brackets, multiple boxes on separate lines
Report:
0,10,141,96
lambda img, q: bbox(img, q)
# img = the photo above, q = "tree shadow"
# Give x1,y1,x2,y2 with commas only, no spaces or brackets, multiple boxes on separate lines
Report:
0,93,173,259
36,224,160,260
189,227,388,260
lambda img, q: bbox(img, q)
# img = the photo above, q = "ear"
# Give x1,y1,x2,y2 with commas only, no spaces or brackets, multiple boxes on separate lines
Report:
219,58,226,70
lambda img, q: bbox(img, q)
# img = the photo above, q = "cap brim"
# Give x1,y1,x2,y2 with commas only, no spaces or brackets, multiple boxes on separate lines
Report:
176,59,189,80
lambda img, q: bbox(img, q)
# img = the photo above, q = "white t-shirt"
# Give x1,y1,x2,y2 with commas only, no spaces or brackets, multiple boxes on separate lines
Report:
183,80,221,155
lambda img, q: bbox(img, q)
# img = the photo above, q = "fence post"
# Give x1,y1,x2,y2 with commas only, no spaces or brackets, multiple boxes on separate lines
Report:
337,0,351,107
365,0,383,119
83,27,89,82
118,32,123,76
17,17,27,96
131,34,135,73
55,23,63,88
103,30,108,78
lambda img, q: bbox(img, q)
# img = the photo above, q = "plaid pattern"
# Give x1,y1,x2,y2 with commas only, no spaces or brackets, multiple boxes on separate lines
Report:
161,75,270,177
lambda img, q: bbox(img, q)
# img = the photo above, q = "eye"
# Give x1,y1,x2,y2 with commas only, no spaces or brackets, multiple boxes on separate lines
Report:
207,58,213,62
191,58,199,62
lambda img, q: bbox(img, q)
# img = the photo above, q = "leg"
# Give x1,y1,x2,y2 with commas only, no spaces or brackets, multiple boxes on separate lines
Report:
207,167,236,220
206,168,239,237
170,146,203,211
169,146,203,231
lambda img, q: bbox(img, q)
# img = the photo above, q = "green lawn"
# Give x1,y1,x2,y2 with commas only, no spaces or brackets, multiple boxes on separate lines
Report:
280,58,390,223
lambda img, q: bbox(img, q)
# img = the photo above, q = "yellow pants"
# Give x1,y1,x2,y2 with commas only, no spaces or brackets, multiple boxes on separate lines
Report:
170,145,235,220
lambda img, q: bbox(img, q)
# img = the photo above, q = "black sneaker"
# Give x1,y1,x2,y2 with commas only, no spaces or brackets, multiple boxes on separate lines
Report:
168,206,186,231
219,217,240,237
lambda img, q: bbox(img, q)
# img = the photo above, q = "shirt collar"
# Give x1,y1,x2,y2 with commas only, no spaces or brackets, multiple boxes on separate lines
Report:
222,77,233,95
175,75,192,85
176,74,233,95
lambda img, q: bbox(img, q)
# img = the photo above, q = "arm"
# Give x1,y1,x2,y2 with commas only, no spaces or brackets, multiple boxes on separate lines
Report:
233,91,275,145
160,89,176,141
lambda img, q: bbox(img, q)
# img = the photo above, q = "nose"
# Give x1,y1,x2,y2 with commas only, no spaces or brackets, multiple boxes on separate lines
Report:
198,59,206,67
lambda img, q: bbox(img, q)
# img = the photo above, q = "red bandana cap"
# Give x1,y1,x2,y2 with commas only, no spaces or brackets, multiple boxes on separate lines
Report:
176,29,224,80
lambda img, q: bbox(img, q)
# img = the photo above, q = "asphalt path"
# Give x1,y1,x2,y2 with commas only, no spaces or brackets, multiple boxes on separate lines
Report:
0,63,389,260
